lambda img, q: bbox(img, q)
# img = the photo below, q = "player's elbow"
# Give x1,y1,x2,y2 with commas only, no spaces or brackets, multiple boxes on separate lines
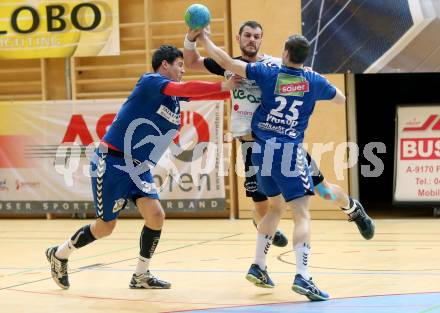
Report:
183,53,204,71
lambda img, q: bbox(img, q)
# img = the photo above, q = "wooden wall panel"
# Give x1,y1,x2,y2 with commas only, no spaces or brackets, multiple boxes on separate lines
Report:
0,59,44,100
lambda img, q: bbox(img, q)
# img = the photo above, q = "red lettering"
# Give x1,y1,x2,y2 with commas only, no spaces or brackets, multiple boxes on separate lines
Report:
96,113,116,140
62,114,93,144
401,138,440,160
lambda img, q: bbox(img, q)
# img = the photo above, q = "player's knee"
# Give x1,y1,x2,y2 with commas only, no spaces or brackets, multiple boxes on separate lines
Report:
254,201,269,216
94,220,116,238
292,204,310,221
148,207,165,224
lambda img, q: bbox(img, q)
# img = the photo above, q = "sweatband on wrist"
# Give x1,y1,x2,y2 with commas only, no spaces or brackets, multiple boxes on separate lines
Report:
184,35,197,50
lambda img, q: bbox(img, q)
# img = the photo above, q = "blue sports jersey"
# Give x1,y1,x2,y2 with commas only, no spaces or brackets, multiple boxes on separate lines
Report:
103,73,183,165
247,63,336,144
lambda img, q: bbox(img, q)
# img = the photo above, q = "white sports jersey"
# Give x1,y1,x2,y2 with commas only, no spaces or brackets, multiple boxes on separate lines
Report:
225,55,281,137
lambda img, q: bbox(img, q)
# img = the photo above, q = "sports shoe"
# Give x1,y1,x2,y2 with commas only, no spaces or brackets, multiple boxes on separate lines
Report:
245,264,275,288
349,199,375,240
45,246,69,289
292,274,329,301
129,271,171,289
273,229,288,247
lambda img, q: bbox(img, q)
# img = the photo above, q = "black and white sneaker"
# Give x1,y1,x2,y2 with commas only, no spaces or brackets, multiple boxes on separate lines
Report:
129,271,171,289
349,199,375,240
272,229,288,247
45,246,70,289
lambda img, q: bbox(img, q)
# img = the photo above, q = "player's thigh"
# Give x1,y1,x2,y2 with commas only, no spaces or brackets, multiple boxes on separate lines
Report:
90,153,131,222
132,170,164,223
286,195,311,220
267,193,286,214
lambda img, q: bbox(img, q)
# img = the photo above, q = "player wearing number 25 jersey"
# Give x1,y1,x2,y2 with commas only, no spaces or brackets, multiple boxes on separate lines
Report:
248,62,336,201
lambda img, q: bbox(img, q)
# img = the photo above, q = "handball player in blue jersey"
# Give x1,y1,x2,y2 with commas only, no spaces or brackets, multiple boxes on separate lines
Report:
184,21,375,250
45,45,234,290
197,30,374,301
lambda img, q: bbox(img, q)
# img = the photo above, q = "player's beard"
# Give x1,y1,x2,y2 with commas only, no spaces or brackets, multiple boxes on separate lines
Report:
240,44,259,58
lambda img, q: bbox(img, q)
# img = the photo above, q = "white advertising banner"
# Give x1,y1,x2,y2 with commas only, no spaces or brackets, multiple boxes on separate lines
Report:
394,105,440,202
0,99,225,214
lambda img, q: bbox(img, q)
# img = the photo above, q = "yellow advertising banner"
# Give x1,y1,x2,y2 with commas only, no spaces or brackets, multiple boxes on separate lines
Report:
0,0,119,59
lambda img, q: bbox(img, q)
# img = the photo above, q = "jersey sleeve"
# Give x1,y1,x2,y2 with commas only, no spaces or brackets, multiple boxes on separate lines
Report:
245,62,268,85
162,81,222,97
314,73,337,101
140,74,171,95
203,57,226,76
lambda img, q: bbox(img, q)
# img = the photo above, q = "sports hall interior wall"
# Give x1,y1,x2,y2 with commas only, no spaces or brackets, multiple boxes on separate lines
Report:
0,0,348,220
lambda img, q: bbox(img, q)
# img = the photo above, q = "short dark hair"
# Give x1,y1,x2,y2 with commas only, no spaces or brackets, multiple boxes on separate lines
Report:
238,20,263,35
284,35,310,64
152,45,183,71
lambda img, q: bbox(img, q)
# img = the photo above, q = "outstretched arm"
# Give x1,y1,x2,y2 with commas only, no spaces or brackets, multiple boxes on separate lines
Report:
198,28,248,78
162,75,237,98
332,87,346,105
183,29,209,72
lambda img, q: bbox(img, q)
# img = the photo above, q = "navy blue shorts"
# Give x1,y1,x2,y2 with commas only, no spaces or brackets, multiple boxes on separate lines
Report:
90,149,159,222
251,140,314,202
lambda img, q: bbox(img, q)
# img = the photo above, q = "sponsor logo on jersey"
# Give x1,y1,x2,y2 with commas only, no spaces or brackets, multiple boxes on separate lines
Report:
257,122,286,134
232,88,260,104
156,104,180,125
275,73,309,96
233,103,254,117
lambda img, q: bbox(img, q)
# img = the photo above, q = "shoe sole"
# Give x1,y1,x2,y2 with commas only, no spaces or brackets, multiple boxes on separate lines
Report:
357,217,375,240
245,274,274,288
45,247,69,290
272,239,288,247
292,284,329,301
129,284,171,289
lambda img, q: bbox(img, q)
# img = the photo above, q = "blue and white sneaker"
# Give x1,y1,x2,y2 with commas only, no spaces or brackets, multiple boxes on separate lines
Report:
245,264,275,288
292,274,329,301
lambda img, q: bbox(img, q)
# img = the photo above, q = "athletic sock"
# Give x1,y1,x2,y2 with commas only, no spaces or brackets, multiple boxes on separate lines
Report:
55,240,76,260
295,242,310,280
254,232,272,269
341,197,356,215
135,255,151,275
55,224,96,260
